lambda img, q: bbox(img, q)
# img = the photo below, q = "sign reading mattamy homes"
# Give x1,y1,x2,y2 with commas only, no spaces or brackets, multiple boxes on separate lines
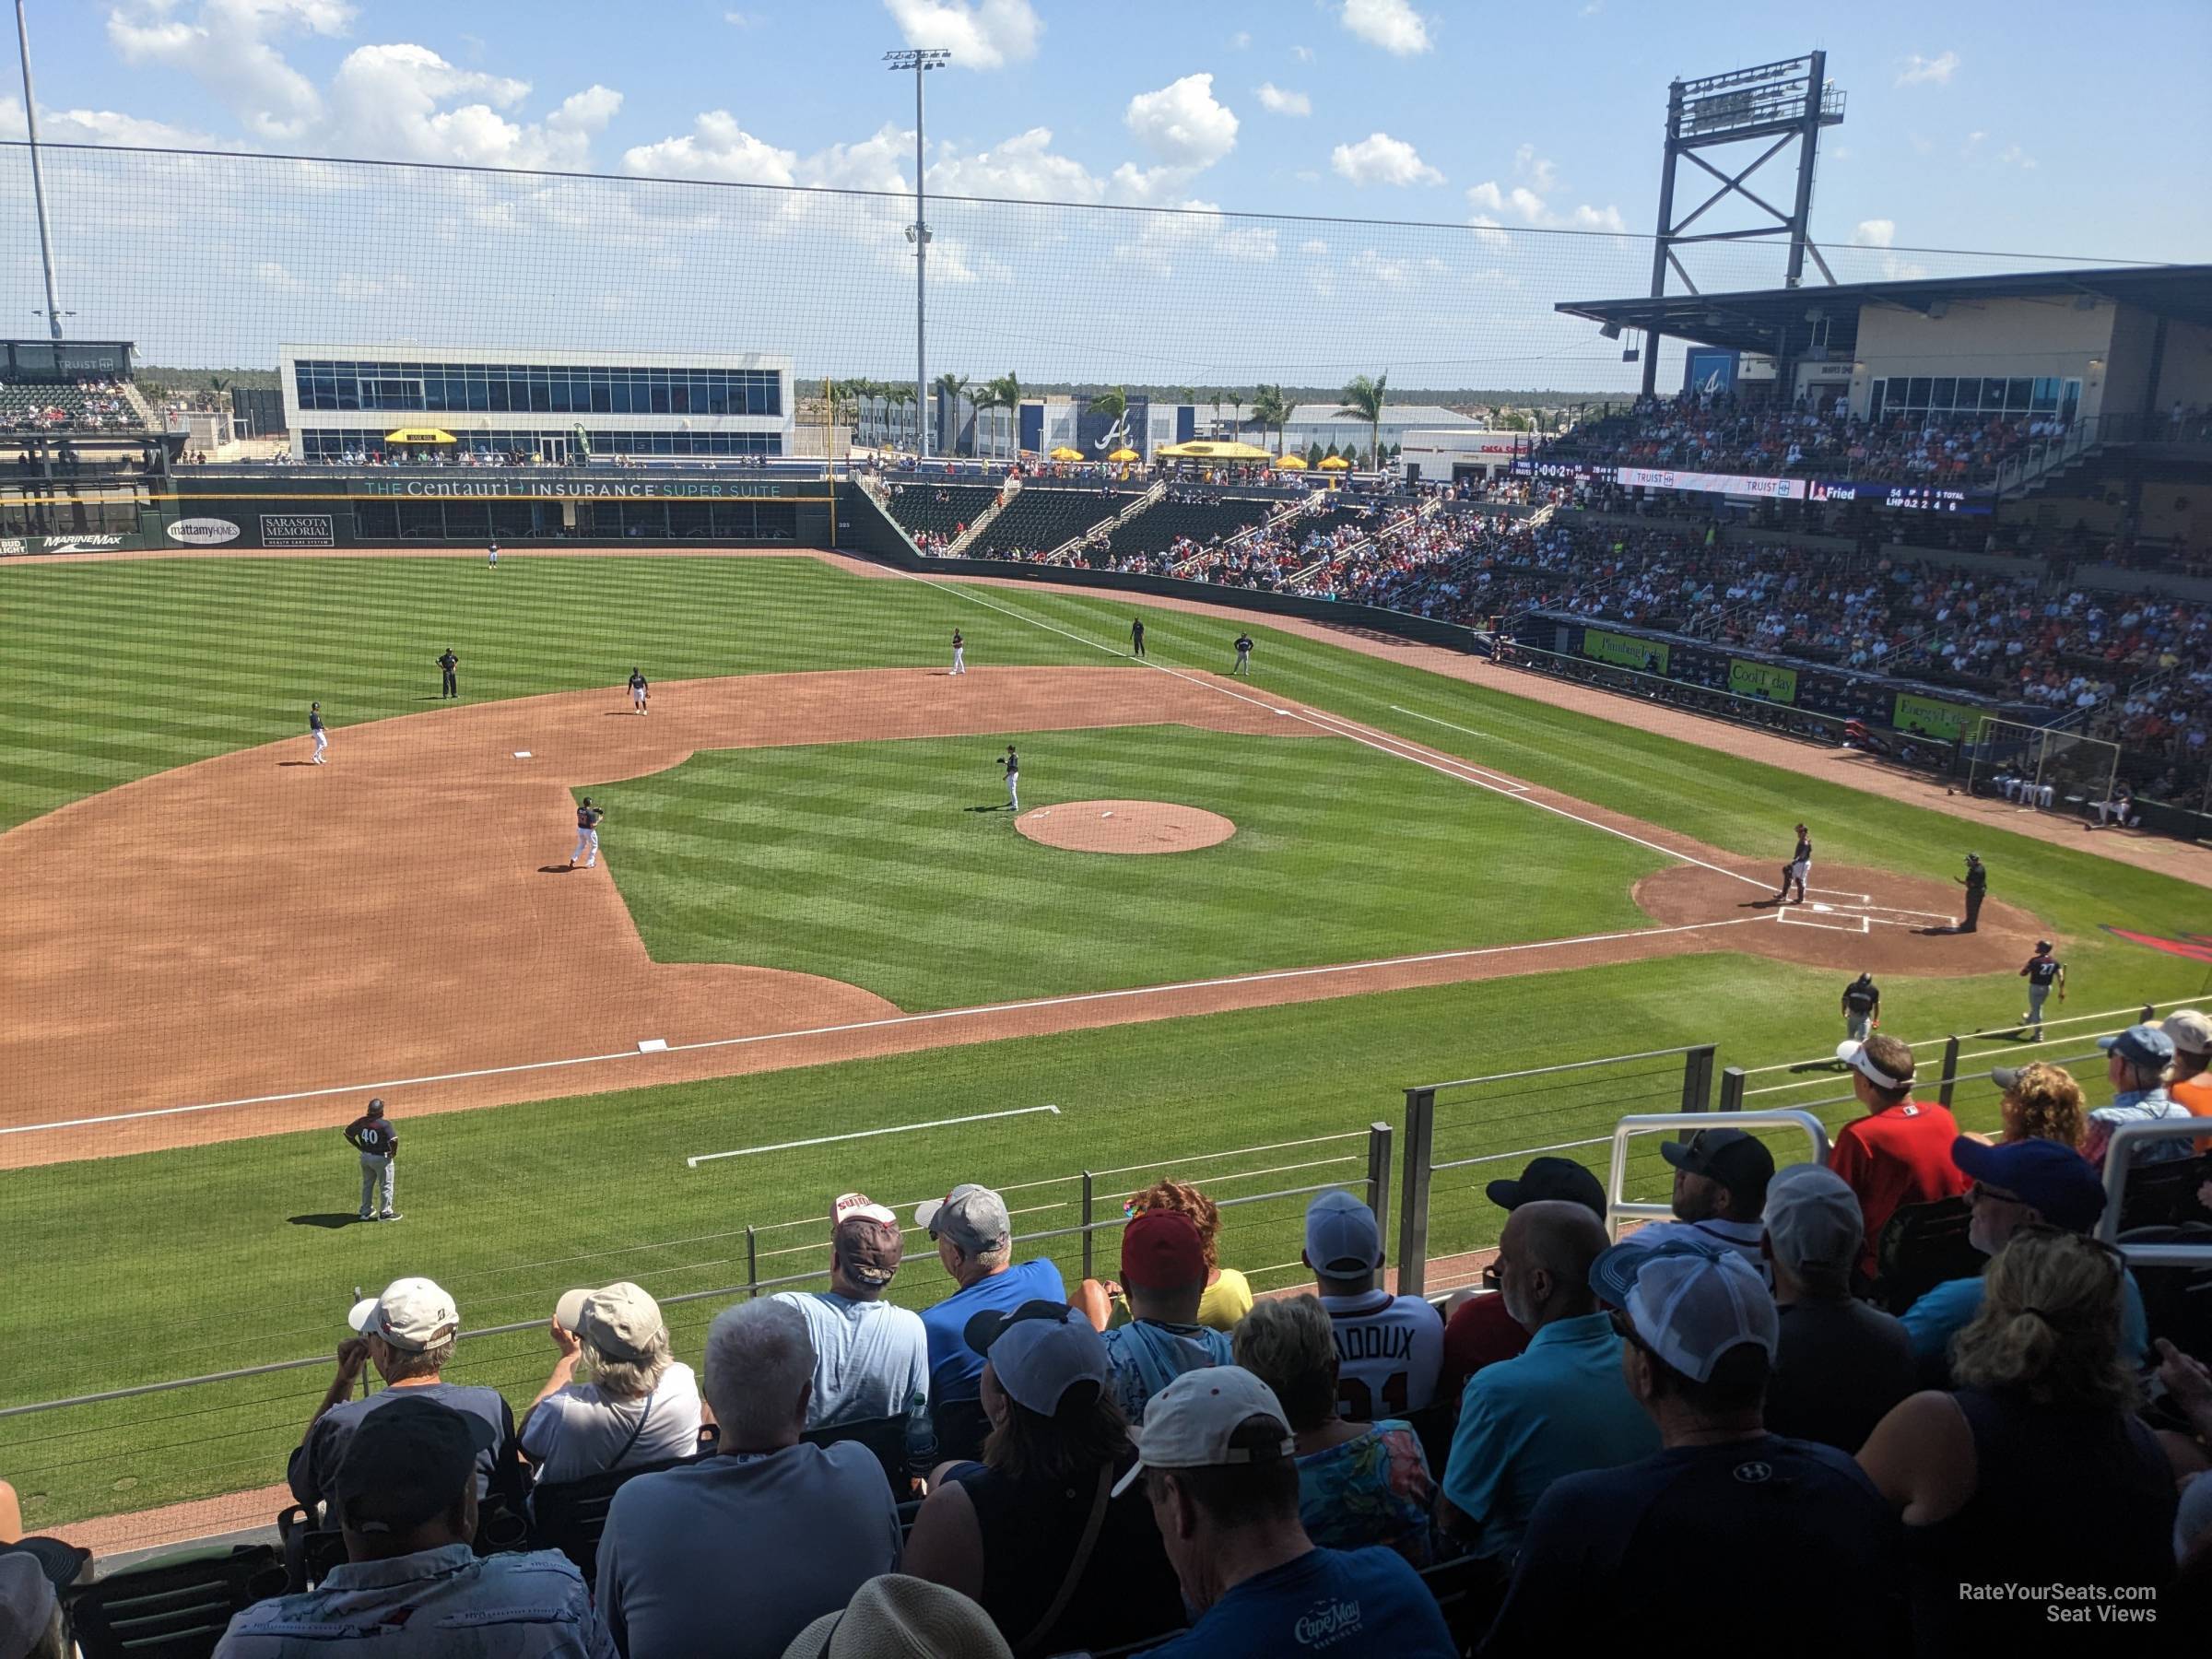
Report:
1583,629,1669,673
1728,660,1799,703
354,477,803,500
1893,691,1986,743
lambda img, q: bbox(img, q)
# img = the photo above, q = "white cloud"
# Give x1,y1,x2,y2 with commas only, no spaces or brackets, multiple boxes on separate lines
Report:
1852,218,1896,248
622,110,797,185
1351,246,1408,285
107,0,350,142
882,0,1041,69
1896,51,1959,87
723,9,763,25
1507,185,1546,221
1569,204,1627,233
1465,181,1503,212
1470,175,1622,235
0,93,236,150
931,126,1100,201
1339,0,1430,56
1513,143,1558,193
1908,132,1935,156
797,124,912,194
1229,29,1251,49
1292,43,1313,62
1112,199,1277,277
1124,74,1240,168
1256,82,1312,116
1999,142,2037,170
1330,131,1442,187
1468,214,1510,250
1299,238,1329,255
1964,130,1986,152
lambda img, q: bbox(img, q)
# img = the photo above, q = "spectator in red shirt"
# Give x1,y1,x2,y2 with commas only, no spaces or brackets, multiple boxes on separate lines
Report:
1830,1036,1970,1282
1439,1158,1607,1400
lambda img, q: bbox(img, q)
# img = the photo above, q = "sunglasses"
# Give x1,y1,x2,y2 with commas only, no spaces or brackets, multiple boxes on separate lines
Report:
1967,1181,2027,1206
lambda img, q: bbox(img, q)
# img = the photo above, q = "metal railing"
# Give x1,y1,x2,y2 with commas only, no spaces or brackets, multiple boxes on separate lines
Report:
2097,1120,2212,1267
1603,1111,1831,1239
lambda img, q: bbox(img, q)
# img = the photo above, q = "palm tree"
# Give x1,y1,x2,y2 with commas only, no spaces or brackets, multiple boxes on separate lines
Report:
1247,383,1291,455
987,372,1023,458
933,371,969,454
1088,386,1128,452
1335,371,1388,474
967,383,1003,458
885,383,916,453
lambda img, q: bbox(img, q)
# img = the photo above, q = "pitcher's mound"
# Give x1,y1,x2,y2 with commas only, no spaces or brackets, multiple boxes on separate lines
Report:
1017,800,1236,854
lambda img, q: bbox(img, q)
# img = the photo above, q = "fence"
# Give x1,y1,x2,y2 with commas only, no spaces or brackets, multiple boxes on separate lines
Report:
1966,715,2123,814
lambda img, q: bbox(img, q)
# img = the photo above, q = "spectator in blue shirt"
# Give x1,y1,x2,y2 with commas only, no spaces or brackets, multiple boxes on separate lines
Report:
1439,1201,1658,1560
915,1184,1066,1408
1900,1136,2148,1384
2083,1023,2192,1168
1086,1208,1233,1424
771,1193,930,1432
1126,1367,1456,1658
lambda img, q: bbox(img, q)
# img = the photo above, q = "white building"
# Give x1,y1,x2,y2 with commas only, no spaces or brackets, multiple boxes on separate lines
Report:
1201,402,1487,459
1397,429,1527,482
279,345,794,462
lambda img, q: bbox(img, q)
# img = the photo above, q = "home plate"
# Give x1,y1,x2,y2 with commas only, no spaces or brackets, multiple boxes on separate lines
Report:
1810,902,1834,913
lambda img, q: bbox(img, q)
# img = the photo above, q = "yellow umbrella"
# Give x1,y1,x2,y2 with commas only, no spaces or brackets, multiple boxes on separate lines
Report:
1049,445,1083,461
1107,447,1140,463
1154,440,1275,462
384,427,456,444
1317,454,1350,470
1273,454,1309,470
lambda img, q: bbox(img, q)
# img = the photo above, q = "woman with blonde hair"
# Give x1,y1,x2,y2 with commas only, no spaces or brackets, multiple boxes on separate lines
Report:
1231,1295,1434,1565
1989,1061,2088,1147
1077,1178,1253,1334
1857,1229,2177,1647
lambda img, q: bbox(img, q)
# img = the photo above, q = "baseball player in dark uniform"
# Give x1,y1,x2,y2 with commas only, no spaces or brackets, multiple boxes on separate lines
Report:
1000,745,1020,812
1130,618,1147,658
570,797,604,869
1773,823,1811,904
438,648,459,700
628,667,649,714
1232,632,1254,677
346,1097,399,1221
1956,853,1987,933
2018,940,2065,1039
308,701,328,764
950,629,966,676
1841,972,1880,1042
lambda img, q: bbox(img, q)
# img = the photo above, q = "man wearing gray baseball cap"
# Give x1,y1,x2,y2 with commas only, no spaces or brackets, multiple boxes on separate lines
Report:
914,1184,1066,1420
1759,1164,1913,1453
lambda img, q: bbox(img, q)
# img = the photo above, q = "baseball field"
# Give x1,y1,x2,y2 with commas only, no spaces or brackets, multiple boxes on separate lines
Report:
5,547,2207,1537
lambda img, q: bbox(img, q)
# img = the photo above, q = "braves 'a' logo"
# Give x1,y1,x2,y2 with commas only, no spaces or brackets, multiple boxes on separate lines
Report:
2100,925,2212,965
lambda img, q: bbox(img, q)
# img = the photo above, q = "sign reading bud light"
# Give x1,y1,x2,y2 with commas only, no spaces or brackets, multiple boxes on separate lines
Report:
167,517,241,545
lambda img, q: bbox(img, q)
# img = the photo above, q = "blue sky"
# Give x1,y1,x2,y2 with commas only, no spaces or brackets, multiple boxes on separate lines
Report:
6,2,2207,384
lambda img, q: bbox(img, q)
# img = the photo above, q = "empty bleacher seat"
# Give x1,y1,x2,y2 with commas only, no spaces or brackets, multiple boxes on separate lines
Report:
966,488,1128,557
2117,1150,2212,1233
65,1543,288,1659
884,482,1000,544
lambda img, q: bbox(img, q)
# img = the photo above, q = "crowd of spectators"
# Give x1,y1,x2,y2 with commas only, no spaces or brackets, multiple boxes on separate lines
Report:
1535,391,2069,485
1,378,145,434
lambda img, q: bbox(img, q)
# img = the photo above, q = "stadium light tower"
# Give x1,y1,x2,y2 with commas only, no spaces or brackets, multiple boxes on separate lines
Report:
1639,52,1845,394
16,0,65,341
886,46,951,458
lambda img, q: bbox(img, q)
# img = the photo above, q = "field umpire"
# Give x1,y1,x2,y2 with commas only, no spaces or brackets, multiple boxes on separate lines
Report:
438,648,459,700
346,1097,400,1222
1955,853,1987,934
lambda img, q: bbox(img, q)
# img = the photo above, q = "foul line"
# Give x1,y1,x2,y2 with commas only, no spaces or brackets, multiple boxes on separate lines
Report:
1388,704,1500,745
687,1104,1061,1168
1,914,1769,1136
895,568,1770,890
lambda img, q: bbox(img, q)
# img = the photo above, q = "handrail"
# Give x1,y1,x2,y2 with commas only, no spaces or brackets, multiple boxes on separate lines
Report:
1603,1111,1831,1239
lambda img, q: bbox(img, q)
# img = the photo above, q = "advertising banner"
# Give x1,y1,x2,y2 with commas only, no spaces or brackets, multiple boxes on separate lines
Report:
261,513,335,547
1893,691,1986,743
1728,660,1799,703
1612,466,1806,500
1584,629,1669,673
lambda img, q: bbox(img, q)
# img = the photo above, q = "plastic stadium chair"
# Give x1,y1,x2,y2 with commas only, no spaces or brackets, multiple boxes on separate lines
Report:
932,1397,993,1466
1422,1549,1508,1654
526,1455,696,1582
800,1412,914,1498
2117,1151,2212,1233
1872,1195,1983,1315
65,1543,288,1659
2119,1223,2212,1360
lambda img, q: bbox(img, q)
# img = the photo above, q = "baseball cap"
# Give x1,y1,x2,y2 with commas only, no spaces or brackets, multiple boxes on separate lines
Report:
1836,1039,1916,1090
1303,1189,1382,1276
330,1394,497,1534
830,1193,904,1287
347,1277,460,1352
914,1184,1011,1254
552,1282,665,1362
1485,1155,1606,1218
1658,1126,1776,1204
1110,1365,1294,1497
963,1300,1108,1418
781,1574,1015,1659
1951,1135,2107,1233
2159,1010,2212,1058
0,1554,58,1659
1589,1239,1778,1383
1760,1163,1865,1278
1122,1208,1206,1292
2099,1024,2176,1069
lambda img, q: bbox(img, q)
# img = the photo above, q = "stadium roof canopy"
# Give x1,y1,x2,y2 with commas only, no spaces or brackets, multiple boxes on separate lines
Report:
1554,264,2212,360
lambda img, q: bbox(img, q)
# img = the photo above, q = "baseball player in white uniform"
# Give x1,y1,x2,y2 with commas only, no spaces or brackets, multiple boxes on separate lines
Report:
951,629,966,676
487,542,499,569
570,797,604,869
1000,745,1019,812
629,668,650,714
1774,823,1811,905
309,702,328,764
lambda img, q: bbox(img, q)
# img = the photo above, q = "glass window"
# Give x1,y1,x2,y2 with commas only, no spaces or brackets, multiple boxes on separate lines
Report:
1906,377,1932,407
2006,378,2032,412
1931,378,1956,409
1982,378,2008,411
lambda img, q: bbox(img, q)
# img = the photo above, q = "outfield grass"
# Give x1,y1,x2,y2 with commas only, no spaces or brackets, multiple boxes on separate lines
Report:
597,724,1658,1007
3,552,2206,1531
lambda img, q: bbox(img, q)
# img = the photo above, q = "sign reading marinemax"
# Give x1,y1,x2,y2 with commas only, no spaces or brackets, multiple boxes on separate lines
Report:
261,513,335,547
1611,466,1806,499
354,477,797,500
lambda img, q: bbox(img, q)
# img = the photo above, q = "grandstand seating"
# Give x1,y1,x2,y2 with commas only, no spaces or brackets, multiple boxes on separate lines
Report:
963,485,1126,557
1102,493,1275,560
0,378,149,434
882,480,1000,544
65,1544,288,1659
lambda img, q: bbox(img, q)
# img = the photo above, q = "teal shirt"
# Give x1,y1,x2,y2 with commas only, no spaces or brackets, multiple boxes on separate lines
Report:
1442,1312,1662,1559
1902,1269,2149,1367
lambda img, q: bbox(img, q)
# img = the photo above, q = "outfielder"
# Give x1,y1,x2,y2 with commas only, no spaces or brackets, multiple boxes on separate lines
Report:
308,701,328,764
1773,822,1811,905
629,667,649,714
345,1097,399,1222
487,541,500,569
570,797,604,869
1232,632,1254,677
1000,745,1020,812
951,629,966,676
2018,940,2065,1039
